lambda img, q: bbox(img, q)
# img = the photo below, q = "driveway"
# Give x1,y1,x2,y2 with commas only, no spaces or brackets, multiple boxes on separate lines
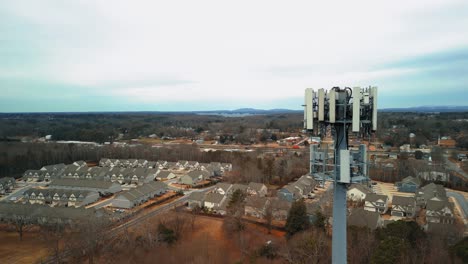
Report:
447,191,468,219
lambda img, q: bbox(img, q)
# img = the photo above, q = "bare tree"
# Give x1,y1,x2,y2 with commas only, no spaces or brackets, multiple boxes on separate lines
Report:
264,202,273,234
8,207,33,241
68,215,110,264
39,221,68,263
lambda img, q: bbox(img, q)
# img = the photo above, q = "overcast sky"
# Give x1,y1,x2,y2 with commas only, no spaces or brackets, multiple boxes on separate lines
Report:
1,0,468,112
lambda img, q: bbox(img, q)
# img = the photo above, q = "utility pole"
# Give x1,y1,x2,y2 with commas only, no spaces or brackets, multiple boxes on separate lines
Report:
303,87,378,264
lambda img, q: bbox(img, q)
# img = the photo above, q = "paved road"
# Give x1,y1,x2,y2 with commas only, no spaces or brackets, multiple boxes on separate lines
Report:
444,154,468,180
447,191,468,219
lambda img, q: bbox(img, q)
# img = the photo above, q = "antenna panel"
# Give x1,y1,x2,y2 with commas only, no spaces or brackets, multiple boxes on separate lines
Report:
339,150,350,183
371,86,378,131
318,88,325,121
329,90,336,123
305,88,314,130
352,87,361,132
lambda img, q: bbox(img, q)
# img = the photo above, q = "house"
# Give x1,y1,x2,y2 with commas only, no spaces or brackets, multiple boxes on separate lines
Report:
179,171,210,186
49,179,122,194
0,203,100,225
23,188,99,207
156,171,176,181
364,193,389,214
221,163,233,172
277,175,316,202
213,182,232,195
245,196,269,218
187,192,205,209
147,161,158,169
417,171,449,182
347,183,372,201
348,208,383,230
0,177,15,195
229,183,248,195
73,160,87,167
186,161,200,169
112,181,167,209
247,182,268,197
204,192,226,212
99,158,111,167
22,170,45,182
415,183,447,208
126,168,158,185
164,162,177,170
177,160,188,169
425,200,454,224
269,197,292,220
391,196,417,218
395,176,421,193
438,137,456,148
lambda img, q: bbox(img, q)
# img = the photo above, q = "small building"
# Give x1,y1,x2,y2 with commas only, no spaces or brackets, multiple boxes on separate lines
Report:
417,171,449,182
277,175,316,202
348,208,383,230
416,183,447,208
247,182,268,197
245,196,269,218
347,183,372,201
204,192,226,212
23,188,99,207
229,183,248,195
395,176,421,193
49,179,122,194
425,200,454,224
213,182,232,195
187,192,205,209
112,181,167,209
391,196,417,218
179,171,210,186
156,171,176,181
270,197,291,220
0,177,15,195
364,193,389,214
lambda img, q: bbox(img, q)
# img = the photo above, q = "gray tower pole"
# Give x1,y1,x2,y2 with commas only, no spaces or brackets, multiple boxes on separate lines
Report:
332,124,348,264
331,89,350,264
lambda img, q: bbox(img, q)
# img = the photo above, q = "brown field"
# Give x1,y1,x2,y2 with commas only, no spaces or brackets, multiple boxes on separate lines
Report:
96,214,286,264
0,226,49,264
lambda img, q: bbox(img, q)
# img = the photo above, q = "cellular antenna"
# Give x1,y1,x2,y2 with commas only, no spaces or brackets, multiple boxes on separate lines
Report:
303,86,378,264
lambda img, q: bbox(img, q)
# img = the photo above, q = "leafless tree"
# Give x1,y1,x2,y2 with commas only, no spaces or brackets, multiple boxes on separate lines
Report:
39,221,68,263
264,202,273,234
67,215,110,264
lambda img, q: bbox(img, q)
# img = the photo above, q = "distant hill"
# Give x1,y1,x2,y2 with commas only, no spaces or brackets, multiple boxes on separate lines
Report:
381,106,468,113
195,108,302,115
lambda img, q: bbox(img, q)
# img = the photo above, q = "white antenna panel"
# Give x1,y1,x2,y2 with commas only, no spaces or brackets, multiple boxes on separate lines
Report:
329,90,336,123
352,87,361,132
305,88,314,130
371,86,378,131
318,88,325,121
339,150,350,183
363,91,370,104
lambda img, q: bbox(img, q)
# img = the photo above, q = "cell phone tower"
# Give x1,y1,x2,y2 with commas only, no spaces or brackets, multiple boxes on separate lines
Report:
303,87,378,264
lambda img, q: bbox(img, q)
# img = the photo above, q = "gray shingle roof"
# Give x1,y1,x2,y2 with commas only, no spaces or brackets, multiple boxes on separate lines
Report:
248,182,266,192
348,208,380,229
205,193,224,204
392,196,415,206
50,179,116,189
426,200,453,211
365,193,388,203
